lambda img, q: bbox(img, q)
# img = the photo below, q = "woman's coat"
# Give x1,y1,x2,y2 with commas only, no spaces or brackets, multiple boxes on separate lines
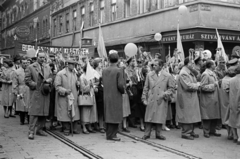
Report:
12,67,29,112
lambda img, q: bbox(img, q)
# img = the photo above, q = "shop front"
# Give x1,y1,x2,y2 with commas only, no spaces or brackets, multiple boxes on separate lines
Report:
161,27,240,59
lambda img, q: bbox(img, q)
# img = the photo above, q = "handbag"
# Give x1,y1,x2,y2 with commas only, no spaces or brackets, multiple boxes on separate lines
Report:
78,92,93,107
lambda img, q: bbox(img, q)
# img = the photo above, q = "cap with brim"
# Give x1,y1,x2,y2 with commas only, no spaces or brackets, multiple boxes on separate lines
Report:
227,58,238,66
49,53,55,57
66,59,77,64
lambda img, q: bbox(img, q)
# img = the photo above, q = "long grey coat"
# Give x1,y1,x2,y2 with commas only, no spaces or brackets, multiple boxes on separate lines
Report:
25,62,52,116
176,66,201,124
220,76,231,124
103,65,124,124
200,69,221,120
55,68,80,122
1,67,15,107
12,67,29,112
142,71,174,124
228,74,240,128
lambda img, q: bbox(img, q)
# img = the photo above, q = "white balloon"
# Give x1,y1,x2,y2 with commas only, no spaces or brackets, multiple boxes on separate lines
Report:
154,33,162,41
124,43,138,57
202,50,212,59
178,5,188,15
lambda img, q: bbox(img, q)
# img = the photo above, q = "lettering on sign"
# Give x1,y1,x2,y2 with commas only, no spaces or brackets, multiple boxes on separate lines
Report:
162,33,240,42
162,34,195,42
21,44,89,56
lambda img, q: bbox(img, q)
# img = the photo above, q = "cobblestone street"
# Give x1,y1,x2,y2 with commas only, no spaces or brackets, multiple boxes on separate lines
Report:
0,93,240,159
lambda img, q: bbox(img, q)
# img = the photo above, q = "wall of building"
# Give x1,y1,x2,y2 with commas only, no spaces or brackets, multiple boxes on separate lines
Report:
0,0,51,55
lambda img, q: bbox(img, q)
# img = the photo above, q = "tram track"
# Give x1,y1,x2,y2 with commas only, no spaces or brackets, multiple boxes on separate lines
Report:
45,130,104,159
119,132,202,159
46,129,201,159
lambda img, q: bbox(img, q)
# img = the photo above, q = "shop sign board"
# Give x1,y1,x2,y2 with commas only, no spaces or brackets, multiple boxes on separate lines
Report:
162,32,240,43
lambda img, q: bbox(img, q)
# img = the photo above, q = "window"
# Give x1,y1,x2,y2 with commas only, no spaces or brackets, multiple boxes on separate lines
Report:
81,6,85,22
37,22,40,38
111,0,117,21
43,20,45,36
73,10,77,31
100,0,105,23
53,19,57,36
124,0,130,18
157,0,162,9
46,19,49,36
59,15,63,33
139,0,144,14
89,3,94,26
65,13,69,33
25,2,28,13
179,0,184,4
143,0,148,13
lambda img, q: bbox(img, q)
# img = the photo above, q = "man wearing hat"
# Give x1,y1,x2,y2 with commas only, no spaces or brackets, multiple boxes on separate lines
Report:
25,51,53,140
55,59,81,135
103,50,124,141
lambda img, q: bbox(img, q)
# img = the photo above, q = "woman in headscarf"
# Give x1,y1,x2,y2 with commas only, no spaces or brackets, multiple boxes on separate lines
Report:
80,63,98,134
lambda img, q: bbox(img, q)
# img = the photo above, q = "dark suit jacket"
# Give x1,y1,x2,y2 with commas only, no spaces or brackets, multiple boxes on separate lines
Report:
103,65,124,123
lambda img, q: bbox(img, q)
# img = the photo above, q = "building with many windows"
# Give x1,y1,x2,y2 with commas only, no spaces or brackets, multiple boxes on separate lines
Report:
50,0,240,59
0,0,51,56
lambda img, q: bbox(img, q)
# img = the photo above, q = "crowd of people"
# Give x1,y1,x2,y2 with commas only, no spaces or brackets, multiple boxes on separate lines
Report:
0,48,240,144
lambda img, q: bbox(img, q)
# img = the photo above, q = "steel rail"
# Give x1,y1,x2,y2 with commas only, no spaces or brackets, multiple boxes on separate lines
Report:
119,132,202,159
45,130,103,159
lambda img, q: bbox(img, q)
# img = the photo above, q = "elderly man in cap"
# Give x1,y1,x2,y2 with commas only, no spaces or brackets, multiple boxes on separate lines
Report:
103,50,125,141
55,59,80,135
25,51,53,140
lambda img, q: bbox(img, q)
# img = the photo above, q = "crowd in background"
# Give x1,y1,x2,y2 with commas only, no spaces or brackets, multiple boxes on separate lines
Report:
0,48,240,144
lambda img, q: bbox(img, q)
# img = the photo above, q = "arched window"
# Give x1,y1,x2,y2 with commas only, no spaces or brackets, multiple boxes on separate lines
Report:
46,18,49,36
43,19,45,37
37,22,40,38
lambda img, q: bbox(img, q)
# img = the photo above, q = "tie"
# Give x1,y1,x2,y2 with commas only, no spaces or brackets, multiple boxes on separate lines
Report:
40,65,44,76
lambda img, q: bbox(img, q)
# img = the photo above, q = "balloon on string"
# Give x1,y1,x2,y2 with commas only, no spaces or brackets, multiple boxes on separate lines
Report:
154,33,162,41
178,5,188,15
124,43,138,57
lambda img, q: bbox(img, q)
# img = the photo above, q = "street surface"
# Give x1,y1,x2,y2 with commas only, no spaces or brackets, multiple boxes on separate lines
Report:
0,90,240,159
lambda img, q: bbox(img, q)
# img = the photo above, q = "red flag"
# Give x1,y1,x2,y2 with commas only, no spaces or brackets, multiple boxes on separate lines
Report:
97,23,107,59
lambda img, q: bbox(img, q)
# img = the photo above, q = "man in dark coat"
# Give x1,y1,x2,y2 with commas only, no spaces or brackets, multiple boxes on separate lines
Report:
25,52,53,140
102,51,124,141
